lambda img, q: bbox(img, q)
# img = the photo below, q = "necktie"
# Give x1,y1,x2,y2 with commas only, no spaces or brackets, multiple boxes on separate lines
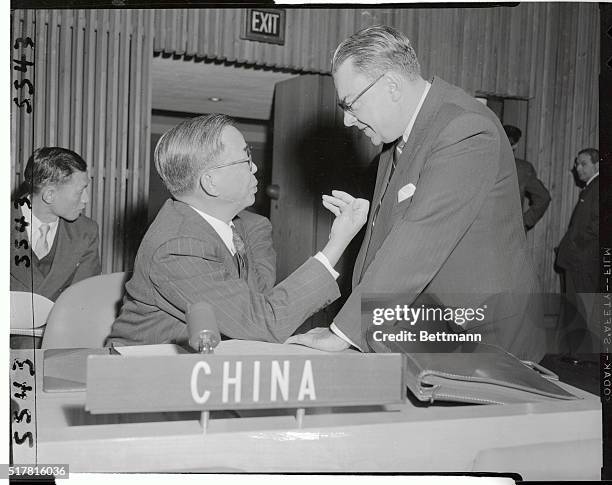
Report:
371,138,407,228
34,223,51,259
231,225,248,279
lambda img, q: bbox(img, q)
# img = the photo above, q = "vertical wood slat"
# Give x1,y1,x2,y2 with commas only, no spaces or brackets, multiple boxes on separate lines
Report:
94,10,108,268
18,10,36,185
58,10,71,148
10,11,18,191
83,10,96,173
115,10,130,271
128,11,143,262
139,11,153,264
10,11,22,190
32,10,47,156
71,10,84,154
47,10,58,145
104,10,120,274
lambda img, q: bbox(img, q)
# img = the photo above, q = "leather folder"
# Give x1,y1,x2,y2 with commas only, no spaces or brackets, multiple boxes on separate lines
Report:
401,345,579,405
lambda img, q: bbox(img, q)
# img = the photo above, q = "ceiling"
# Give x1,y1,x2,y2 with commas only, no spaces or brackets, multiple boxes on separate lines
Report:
151,56,297,121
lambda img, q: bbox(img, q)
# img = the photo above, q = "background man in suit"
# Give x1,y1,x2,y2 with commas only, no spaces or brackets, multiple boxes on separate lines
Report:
10,147,101,301
555,148,599,355
503,125,551,231
10,147,101,348
107,114,368,347
287,25,546,362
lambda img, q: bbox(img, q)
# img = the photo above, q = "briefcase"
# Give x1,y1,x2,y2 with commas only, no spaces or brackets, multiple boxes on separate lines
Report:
401,345,579,405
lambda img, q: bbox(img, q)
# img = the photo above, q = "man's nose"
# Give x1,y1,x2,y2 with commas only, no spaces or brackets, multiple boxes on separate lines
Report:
82,189,89,204
251,162,258,175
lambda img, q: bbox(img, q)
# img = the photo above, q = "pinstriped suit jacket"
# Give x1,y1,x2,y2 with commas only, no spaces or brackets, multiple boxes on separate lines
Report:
107,199,339,346
334,77,546,362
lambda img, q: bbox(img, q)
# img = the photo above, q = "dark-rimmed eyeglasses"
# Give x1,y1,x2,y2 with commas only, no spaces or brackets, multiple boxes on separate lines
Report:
337,72,386,113
206,145,254,172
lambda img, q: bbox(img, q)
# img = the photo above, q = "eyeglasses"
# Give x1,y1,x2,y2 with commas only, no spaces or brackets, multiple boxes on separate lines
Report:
337,72,386,113
206,145,254,172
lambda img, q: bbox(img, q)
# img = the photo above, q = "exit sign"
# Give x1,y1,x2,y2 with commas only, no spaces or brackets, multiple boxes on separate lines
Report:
241,8,286,45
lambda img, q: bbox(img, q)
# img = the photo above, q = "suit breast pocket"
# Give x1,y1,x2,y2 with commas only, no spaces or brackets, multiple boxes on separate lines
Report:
391,195,414,220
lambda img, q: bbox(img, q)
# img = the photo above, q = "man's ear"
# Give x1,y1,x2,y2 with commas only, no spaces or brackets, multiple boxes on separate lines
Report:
40,186,55,205
199,171,218,197
386,71,403,102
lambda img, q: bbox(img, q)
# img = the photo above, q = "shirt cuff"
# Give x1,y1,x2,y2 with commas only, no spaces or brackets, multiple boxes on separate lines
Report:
330,322,362,352
314,252,339,280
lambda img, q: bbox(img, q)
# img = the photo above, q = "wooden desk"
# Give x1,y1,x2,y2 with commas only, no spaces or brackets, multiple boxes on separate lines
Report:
10,342,602,479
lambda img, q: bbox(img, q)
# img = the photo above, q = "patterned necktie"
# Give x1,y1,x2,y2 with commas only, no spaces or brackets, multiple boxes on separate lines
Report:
371,137,407,228
231,225,248,279
34,223,51,259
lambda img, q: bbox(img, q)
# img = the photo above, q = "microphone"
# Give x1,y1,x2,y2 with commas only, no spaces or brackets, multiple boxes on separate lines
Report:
186,301,220,354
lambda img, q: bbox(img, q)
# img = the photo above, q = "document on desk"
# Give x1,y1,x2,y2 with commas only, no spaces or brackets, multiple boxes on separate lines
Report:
112,344,189,356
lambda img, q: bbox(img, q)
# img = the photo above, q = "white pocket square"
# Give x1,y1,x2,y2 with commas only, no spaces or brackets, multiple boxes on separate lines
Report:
397,183,416,203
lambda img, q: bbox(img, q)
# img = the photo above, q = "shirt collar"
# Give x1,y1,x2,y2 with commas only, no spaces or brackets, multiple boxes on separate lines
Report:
586,172,599,187
189,205,236,255
20,200,59,241
401,81,432,143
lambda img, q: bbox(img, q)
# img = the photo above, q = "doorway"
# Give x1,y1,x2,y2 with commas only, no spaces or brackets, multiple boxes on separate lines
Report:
476,94,529,158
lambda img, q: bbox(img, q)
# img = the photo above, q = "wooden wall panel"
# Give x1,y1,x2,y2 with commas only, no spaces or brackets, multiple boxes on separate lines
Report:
10,9,154,274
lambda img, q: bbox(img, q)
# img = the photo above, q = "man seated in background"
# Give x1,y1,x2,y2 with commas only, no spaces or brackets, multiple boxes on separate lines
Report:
106,114,368,347
503,125,551,231
11,147,101,347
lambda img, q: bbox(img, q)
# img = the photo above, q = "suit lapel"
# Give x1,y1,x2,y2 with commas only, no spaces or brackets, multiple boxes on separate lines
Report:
391,77,447,188
40,220,73,294
175,201,239,277
353,146,394,284
354,77,449,284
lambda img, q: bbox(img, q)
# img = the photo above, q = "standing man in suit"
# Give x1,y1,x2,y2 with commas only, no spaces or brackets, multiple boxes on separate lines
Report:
555,148,599,354
107,114,368,347
503,125,551,231
10,147,101,301
287,25,546,362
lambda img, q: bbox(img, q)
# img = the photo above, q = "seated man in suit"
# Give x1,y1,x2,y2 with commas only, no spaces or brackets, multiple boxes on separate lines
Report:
107,114,368,347
11,147,102,347
555,148,599,355
503,125,551,231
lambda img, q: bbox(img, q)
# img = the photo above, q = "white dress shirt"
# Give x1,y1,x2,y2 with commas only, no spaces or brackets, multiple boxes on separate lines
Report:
20,202,59,259
330,81,432,351
585,172,599,187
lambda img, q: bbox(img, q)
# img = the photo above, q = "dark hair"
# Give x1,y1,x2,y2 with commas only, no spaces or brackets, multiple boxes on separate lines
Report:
22,147,87,195
503,125,522,146
332,25,421,81
577,148,599,165
154,113,235,196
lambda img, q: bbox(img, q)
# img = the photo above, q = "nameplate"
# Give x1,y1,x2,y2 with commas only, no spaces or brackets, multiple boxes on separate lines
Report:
85,354,405,414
